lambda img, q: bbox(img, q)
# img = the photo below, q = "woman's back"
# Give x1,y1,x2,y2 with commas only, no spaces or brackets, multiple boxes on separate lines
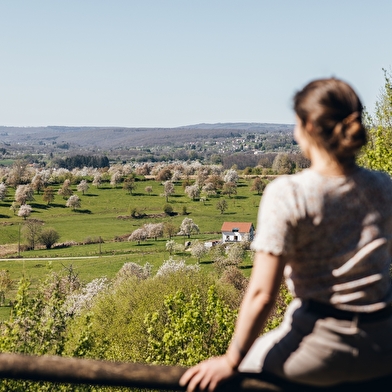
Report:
253,167,392,311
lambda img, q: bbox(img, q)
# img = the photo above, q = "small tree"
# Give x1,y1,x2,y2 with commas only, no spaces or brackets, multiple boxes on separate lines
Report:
216,199,228,214
202,182,217,198
164,222,177,239
166,239,176,255
128,227,148,244
92,173,102,188
31,173,45,194
171,170,182,182
195,169,209,189
250,177,267,195
77,179,89,195
22,219,43,250
178,218,200,239
209,243,226,263
222,182,237,198
190,240,208,262
224,169,239,184
162,180,175,202
110,171,122,188
185,184,200,201
163,204,174,215
66,195,81,211
18,204,32,219
272,153,295,175
58,179,73,199
10,201,20,215
145,223,164,241
156,167,172,182
15,184,34,205
0,182,8,201
226,243,246,266
115,262,152,283
123,177,137,195
135,163,151,176
39,228,60,249
7,159,28,188
206,174,224,191
42,187,55,205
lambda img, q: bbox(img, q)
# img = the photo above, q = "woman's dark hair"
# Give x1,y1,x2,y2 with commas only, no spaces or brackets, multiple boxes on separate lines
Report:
293,78,367,161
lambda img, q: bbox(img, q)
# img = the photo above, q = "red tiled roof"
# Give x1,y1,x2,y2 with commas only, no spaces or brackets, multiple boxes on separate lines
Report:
221,222,253,233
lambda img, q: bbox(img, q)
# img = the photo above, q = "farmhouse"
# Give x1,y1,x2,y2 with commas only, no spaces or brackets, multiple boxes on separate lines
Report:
221,222,254,243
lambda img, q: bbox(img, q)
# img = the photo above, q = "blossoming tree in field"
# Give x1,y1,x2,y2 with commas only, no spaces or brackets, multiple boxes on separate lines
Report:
66,195,81,211
18,204,32,219
77,179,89,195
178,218,199,238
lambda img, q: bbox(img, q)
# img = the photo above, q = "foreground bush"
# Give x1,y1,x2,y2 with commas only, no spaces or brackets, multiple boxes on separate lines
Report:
0,273,95,391
67,262,241,364
145,285,237,366
0,258,290,391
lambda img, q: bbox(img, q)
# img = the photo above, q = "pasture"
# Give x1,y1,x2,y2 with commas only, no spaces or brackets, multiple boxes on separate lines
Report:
0,177,262,316
0,178,260,245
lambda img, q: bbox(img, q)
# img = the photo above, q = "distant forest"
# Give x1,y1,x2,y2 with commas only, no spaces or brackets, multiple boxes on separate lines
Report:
54,155,110,170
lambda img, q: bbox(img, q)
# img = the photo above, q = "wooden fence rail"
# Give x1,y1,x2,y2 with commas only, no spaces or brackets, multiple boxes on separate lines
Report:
0,353,279,391
0,353,391,391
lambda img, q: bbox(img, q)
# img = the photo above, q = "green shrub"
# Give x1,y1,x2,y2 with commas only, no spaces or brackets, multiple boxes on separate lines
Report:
163,203,173,215
67,267,241,364
263,282,293,333
39,227,60,249
0,274,96,391
145,285,237,366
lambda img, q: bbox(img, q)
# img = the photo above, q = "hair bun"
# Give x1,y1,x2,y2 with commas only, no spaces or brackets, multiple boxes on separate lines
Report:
342,111,360,125
333,115,367,157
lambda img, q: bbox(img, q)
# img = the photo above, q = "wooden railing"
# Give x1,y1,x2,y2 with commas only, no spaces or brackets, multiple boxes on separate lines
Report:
0,353,391,391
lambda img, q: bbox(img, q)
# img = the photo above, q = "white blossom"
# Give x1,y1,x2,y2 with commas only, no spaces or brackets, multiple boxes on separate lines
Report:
66,195,81,210
128,227,148,243
18,204,32,219
64,277,109,317
223,169,239,183
178,218,199,238
185,184,200,200
115,262,152,283
156,257,200,277
0,183,7,200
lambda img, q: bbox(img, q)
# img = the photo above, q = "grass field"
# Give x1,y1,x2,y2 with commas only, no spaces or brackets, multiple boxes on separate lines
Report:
0,179,260,244
0,177,262,315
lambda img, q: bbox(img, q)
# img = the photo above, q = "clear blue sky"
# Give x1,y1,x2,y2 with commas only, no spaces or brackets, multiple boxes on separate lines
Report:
0,0,391,128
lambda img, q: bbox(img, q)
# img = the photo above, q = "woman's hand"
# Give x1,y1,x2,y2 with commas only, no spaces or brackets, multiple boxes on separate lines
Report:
179,355,237,392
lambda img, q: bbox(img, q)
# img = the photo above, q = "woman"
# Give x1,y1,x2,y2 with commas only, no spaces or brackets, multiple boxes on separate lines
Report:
180,78,392,391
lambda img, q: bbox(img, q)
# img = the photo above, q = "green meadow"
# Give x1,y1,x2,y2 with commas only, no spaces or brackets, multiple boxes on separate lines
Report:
0,177,262,316
1,179,260,244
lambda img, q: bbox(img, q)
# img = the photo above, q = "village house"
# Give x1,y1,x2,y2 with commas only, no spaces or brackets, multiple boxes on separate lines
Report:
221,222,254,243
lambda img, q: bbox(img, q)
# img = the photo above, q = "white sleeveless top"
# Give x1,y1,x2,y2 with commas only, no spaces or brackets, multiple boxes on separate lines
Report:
251,167,392,312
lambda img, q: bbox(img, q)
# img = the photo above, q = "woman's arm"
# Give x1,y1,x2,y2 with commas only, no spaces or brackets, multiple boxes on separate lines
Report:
179,251,286,392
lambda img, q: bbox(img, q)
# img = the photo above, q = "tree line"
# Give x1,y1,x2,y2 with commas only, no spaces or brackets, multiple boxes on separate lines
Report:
53,155,109,170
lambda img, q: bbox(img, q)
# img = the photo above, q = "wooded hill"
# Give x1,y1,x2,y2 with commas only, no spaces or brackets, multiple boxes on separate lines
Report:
0,123,293,151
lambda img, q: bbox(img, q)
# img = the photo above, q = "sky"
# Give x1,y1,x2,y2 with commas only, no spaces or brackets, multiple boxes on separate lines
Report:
0,0,391,128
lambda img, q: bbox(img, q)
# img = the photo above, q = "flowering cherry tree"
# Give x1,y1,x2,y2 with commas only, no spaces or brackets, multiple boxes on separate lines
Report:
66,195,81,210
18,204,32,219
